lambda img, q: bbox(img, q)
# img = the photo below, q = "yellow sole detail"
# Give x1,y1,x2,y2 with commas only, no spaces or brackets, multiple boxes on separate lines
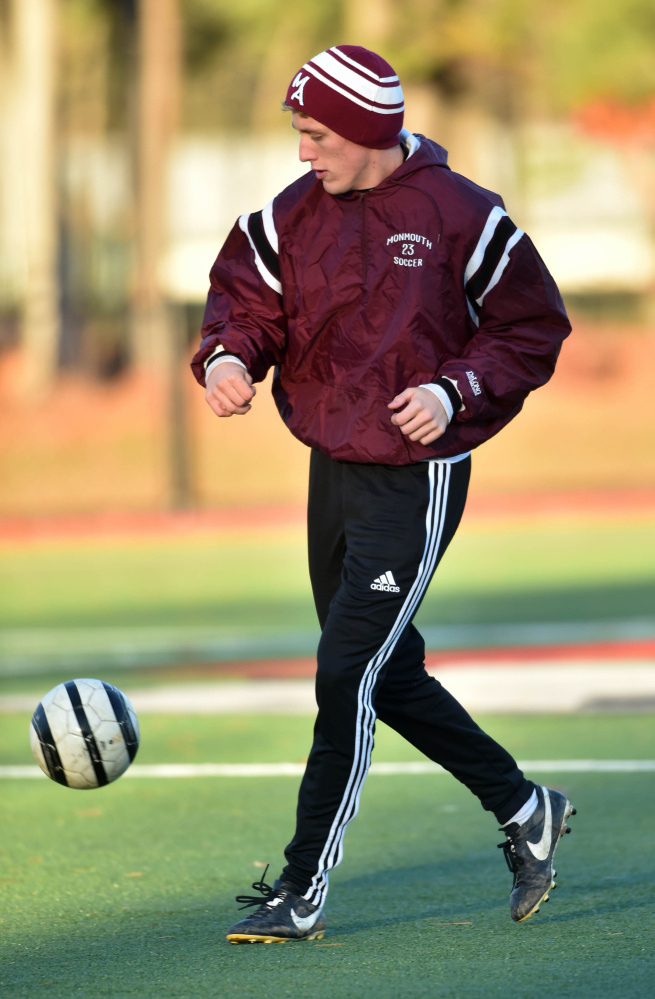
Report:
227,931,325,944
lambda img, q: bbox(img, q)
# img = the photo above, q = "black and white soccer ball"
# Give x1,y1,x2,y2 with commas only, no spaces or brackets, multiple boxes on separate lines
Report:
30,678,140,789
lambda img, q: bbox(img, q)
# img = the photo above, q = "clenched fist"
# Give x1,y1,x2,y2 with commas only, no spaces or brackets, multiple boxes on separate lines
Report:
205,362,256,418
388,386,449,446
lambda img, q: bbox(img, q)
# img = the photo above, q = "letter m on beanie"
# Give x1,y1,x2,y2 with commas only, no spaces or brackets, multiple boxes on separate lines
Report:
290,72,311,106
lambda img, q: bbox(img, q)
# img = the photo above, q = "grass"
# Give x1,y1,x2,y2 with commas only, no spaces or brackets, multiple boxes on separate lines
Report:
2,509,653,686
1,495,654,992
1,713,654,997
2,712,655,767
1,515,654,632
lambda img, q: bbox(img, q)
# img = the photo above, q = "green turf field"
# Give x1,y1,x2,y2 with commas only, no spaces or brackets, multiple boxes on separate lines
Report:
1,713,654,997
2,514,654,682
2,517,655,630
2,513,654,994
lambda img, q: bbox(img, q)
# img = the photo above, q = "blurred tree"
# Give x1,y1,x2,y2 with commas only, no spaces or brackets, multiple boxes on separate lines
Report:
180,0,339,131
132,0,181,368
379,0,655,120
132,0,194,508
57,0,132,378
540,0,655,112
1,0,60,393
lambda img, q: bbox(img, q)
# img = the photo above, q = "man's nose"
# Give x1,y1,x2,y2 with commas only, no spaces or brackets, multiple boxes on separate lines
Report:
298,136,315,162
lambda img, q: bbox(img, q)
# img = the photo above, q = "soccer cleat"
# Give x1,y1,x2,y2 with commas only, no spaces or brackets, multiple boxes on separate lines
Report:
498,785,576,923
226,866,326,944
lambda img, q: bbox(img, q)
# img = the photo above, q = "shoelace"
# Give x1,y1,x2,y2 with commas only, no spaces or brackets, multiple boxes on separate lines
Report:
497,835,522,874
235,865,287,911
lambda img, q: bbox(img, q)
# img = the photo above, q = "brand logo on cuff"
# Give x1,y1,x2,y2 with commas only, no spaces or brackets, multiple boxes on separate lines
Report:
466,370,482,396
371,571,400,593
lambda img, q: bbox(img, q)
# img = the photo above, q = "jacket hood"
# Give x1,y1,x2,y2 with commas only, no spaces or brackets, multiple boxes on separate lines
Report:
402,130,448,166
389,131,449,183
336,132,449,199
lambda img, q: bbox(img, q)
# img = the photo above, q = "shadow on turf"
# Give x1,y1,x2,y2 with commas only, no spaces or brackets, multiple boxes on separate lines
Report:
326,854,510,933
4,864,653,996
327,852,655,935
1,908,230,995
0,859,547,993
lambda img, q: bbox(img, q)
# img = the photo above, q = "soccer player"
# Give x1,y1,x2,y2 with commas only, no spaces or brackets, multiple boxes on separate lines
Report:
191,45,576,943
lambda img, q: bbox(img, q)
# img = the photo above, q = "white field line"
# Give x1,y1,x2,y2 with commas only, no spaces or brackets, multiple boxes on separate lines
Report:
2,760,655,780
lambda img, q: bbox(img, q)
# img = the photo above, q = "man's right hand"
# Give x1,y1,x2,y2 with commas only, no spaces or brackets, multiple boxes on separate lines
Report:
205,362,256,418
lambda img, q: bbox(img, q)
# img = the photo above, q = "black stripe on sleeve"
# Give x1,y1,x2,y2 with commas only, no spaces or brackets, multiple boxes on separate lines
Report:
204,346,246,372
247,211,280,280
102,682,140,763
206,345,228,362
65,681,109,787
31,703,69,786
467,296,481,322
434,377,463,415
466,215,517,305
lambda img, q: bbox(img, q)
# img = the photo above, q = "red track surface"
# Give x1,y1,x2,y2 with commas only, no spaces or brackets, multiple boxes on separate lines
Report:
149,638,655,681
1,487,654,543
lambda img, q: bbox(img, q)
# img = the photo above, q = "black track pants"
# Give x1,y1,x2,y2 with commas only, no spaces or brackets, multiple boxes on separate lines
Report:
282,450,534,907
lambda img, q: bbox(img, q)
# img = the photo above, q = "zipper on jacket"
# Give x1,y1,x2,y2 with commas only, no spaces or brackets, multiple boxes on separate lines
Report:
360,192,368,284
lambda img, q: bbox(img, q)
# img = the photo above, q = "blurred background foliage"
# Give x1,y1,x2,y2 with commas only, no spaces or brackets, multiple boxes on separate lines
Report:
58,0,655,130
0,0,654,513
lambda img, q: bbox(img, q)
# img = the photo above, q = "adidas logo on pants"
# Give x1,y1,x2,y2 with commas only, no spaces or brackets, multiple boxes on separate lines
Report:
371,571,400,592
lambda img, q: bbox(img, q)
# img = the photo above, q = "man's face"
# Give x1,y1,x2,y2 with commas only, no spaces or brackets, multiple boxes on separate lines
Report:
291,113,378,195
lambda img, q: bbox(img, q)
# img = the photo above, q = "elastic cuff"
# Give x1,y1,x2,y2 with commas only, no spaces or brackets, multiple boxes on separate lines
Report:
419,383,454,422
434,376,464,415
205,353,247,380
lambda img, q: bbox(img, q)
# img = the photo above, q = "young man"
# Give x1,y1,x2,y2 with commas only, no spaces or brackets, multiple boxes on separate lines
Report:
191,45,575,943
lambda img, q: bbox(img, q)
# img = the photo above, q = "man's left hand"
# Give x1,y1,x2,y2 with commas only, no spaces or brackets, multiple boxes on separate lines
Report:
388,387,449,445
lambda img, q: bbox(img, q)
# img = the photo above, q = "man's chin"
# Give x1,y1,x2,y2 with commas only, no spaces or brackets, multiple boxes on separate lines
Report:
321,178,348,195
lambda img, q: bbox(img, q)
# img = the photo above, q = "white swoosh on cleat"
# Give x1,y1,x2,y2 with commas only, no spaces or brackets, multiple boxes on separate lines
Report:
527,787,553,861
290,907,322,932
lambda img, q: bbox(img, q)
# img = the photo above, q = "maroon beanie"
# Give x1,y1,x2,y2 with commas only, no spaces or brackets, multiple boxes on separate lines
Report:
284,45,404,149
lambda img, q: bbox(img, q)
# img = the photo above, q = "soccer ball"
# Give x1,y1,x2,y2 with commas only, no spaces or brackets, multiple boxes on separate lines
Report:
30,678,140,790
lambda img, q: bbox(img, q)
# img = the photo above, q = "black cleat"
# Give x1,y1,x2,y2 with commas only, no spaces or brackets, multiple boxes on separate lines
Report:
498,786,576,923
226,866,326,944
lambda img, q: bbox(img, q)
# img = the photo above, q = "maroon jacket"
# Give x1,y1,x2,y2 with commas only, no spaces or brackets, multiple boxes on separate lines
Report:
191,133,571,464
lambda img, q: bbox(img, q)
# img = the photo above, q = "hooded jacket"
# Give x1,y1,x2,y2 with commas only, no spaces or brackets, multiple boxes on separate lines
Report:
191,132,571,464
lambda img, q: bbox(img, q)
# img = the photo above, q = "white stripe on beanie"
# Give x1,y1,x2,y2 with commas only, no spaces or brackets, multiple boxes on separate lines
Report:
332,45,399,83
304,48,404,114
